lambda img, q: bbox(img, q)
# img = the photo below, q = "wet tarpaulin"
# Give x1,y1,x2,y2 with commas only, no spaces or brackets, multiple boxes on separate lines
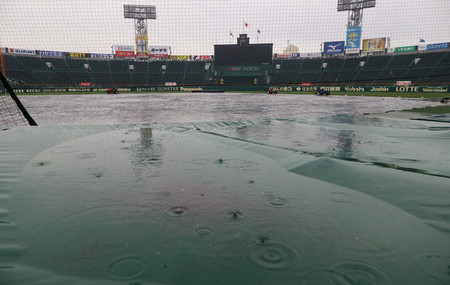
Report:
0,114,449,284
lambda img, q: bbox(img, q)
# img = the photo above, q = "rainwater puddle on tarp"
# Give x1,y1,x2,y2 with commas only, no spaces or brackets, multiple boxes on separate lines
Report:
1,93,449,284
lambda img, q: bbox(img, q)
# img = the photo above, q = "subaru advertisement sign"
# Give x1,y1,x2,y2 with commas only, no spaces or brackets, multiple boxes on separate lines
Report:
426,42,449,51
323,41,345,54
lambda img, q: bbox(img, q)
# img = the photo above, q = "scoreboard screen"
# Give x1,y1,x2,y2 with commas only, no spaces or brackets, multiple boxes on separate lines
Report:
214,44,273,66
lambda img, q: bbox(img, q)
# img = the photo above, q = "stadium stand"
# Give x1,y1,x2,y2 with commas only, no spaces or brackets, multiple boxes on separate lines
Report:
2,50,449,88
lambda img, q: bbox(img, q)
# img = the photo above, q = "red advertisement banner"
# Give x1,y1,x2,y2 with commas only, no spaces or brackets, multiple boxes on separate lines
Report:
115,51,135,57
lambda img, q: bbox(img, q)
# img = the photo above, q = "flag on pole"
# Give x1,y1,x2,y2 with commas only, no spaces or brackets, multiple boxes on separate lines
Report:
257,29,261,33
245,23,248,27
420,39,425,43
230,31,233,37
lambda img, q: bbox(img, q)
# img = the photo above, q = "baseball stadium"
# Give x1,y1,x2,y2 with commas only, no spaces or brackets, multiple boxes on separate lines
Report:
0,1,449,284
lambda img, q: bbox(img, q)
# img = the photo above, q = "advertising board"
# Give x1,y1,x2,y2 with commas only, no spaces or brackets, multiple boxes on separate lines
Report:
136,35,148,58
346,27,361,53
113,45,135,57
323,41,345,54
149,46,170,58
394,46,417,53
192,55,212,60
9,48,36,55
69,52,89,58
91,53,114,59
426,42,449,50
36,50,65,57
362,38,386,52
170,55,191,60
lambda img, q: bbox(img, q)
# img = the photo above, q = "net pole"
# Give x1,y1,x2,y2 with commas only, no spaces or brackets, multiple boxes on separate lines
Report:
0,72,38,126
0,45,5,76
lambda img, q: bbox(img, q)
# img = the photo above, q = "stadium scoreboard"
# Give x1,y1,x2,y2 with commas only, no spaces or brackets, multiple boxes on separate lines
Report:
214,34,272,66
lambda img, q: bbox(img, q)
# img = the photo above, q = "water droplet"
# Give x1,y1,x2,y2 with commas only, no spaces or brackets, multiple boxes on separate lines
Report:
265,197,287,207
329,261,392,285
245,240,298,271
165,206,190,217
192,226,214,239
32,161,51,167
224,210,247,224
107,256,145,280
254,236,273,246
413,252,448,283
149,215,166,223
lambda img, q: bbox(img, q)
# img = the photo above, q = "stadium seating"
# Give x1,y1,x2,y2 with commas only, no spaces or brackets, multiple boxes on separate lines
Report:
2,50,449,88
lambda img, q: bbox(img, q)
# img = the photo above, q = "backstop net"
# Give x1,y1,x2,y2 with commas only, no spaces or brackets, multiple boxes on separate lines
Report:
1,0,450,126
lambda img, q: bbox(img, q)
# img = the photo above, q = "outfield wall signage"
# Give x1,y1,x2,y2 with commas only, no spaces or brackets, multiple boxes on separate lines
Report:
113,45,135,57
0,48,7,53
192,55,212,60
323,41,345,54
91,53,114,59
149,46,170,58
299,52,321,58
170,55,191,60
36,50,64,57
346,27,361,54
9,48,36,55
394,46,417,53
275,54,293,59
69,52,89,58
396,81,412,86
135,34,148,58
275,53,299,59
3,85,449,94
426,42,449,50
362,38,386,52
422,87,448,93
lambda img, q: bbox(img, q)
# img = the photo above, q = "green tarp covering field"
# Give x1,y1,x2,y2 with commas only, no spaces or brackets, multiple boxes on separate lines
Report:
1,110,449,284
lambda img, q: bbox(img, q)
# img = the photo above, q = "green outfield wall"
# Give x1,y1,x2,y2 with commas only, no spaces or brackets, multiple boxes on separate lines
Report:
1,85,449,94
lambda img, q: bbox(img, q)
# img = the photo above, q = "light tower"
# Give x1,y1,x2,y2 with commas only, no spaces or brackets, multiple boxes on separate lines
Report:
337,0,376,28
338,0,376,53
124,5,156,58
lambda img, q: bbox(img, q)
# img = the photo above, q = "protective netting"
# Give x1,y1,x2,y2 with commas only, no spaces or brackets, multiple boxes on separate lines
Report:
1,0,450,126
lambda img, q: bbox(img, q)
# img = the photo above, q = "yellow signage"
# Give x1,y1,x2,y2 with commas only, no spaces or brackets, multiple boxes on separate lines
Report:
69,52,86,58
136,35,148,54
170,55,191,60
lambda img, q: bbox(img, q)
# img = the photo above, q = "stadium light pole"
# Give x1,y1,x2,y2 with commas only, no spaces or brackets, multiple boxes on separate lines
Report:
124,5,156,58
337,0,376,28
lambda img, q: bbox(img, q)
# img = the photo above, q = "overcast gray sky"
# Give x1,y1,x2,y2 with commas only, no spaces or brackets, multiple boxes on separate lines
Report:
1,0,449,55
